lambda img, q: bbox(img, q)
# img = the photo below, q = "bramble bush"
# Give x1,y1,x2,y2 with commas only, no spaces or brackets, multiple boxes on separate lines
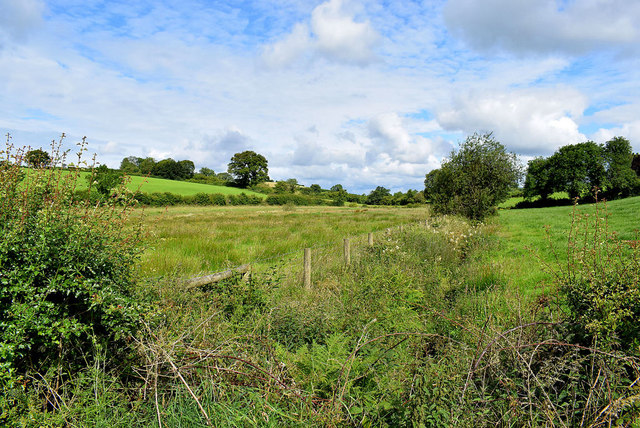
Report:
0,135,148,406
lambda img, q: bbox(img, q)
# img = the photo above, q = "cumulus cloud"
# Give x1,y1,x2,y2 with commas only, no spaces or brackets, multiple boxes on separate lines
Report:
368,112,452,163
261,0,379,67
437,88,588,155
0,0,45,44
292,126,365,167
591,121,640,150
444,0,640,55
261,22,311,68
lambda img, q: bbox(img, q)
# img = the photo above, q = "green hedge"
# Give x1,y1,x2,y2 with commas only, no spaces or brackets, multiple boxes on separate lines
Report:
265,194,325,206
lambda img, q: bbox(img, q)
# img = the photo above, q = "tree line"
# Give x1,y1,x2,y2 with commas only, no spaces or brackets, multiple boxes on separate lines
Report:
523,137,640,201
423,133,639,221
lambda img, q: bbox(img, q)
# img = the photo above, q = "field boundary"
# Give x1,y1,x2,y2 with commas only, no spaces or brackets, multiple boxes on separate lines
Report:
182,219,429,288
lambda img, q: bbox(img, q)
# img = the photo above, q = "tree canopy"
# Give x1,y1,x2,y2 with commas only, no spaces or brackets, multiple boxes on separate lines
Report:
366,186,392,205
25,149,51,168
227,151,269,188
523,137,639,201
89,164,124,196
424,132,521,221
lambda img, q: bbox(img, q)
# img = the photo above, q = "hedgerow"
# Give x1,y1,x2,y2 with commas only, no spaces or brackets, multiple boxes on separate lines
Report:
0,135,148,420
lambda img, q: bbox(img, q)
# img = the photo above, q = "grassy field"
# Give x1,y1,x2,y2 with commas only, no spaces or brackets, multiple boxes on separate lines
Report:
24,168,265,197
136,196,639,284
490,196,639,295
122,174,265,197
137,205,429,278
10,194,640,425
498,191,569,208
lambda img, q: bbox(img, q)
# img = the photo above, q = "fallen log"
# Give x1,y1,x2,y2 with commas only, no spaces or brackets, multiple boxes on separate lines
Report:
185,264,251,289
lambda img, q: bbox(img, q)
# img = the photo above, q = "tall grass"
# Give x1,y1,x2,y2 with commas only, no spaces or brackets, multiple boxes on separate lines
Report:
136,205,429,278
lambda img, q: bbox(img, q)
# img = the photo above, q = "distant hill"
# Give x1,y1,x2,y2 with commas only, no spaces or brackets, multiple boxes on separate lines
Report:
74,171,265,197
123,175,265,197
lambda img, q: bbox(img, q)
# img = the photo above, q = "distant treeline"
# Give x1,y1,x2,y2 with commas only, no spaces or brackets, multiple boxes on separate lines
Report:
115,155,425,206
75,189,425,207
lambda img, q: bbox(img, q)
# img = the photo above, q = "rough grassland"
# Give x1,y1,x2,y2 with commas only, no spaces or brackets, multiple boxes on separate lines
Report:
137,205,429,278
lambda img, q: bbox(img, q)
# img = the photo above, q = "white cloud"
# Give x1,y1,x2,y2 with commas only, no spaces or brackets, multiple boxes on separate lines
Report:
0,0,45,43
260,22,311,68
1,0,638,193
444,0,640,55
368,112,452,163
261,0,380,67
438,88,588,155
591,122,640,151
310,0,379,65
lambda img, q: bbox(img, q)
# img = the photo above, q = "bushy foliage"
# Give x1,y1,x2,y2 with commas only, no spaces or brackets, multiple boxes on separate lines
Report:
131,191,262,206
24,148,51,168
265,193,322,206
89,164,123,196
550,199,640,352
424,132,521,221
0,136,147,392
365,186,392,205
524,137,640,201
227,150,269,188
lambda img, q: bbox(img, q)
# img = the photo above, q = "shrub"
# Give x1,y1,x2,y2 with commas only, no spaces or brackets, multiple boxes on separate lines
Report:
424,132,521,221
0,136,147,392
549,199,640,352
265,193,319,206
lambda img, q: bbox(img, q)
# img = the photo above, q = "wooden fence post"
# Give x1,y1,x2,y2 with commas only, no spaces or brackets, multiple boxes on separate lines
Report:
368,232,373,246
304,248,311,289
343,238,351,265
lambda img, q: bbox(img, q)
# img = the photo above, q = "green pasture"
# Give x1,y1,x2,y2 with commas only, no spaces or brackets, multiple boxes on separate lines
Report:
498,191,569,208
491,195,639,295
122,174,265,197
23,168,264,197
137,205,429,278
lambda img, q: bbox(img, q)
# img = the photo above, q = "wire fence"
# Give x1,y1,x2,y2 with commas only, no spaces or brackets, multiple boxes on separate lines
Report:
182,219,430,289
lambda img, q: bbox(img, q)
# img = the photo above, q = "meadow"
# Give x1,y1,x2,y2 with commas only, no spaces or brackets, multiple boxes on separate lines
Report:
130,196,638,425
6,170,640,426
137,205,429,278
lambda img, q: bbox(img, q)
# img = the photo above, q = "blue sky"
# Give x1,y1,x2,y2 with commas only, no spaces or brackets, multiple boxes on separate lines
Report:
1,0,639,193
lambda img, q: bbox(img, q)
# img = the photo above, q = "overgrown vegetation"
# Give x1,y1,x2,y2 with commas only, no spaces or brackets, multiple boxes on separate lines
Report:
0,135,149,422
2,135,639,426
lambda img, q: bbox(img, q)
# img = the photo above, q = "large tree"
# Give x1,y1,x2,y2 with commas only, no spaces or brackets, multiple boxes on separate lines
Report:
227,151,269,188
602,137,637,199
523,137,638,201
177,160,195,180
152,158,181,180
119,156,141,174
366,186,392,205
550,141,605,199
424,132,521,221
523,157,556,200
25,149,51,168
